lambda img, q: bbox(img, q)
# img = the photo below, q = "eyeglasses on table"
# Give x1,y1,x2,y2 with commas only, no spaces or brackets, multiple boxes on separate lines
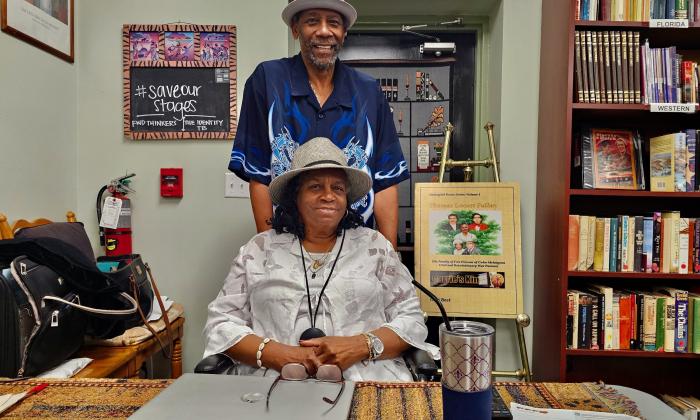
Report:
266,363,344,411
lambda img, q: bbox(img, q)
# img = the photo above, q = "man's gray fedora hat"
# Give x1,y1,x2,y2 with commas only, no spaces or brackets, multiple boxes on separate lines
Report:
268,137,372,205
282,0,358,29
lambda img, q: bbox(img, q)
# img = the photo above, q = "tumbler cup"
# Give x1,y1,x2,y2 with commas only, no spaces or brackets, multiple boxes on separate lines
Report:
440,320,494,420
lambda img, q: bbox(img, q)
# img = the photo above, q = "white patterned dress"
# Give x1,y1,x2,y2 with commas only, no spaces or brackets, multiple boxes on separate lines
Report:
203,226,439,381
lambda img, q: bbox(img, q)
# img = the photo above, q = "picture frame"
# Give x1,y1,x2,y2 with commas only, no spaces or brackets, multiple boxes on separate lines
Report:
414,182,523,318
1,0,74,62
122,23,237,140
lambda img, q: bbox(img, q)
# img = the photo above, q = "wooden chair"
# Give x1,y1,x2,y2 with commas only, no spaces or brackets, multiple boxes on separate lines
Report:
0,211,77,239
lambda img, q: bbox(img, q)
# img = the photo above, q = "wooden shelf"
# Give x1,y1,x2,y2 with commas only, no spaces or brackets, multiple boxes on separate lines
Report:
572,103,647,110
568,271,700,280
570,189,700,198
575,20,700,28
567,349,700,358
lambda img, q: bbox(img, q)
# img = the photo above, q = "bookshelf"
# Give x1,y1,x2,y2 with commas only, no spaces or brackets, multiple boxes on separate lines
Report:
535,0,700,396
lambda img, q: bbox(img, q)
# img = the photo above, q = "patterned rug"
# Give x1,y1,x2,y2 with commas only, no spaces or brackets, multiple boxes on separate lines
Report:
348,381,642,420
0,379,640,420
0,378,171,419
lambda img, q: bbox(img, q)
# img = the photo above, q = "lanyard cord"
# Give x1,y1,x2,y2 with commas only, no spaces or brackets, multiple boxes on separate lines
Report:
299,229,346,329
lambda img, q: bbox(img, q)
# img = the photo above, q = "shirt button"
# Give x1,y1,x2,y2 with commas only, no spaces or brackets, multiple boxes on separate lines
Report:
318,112,326,119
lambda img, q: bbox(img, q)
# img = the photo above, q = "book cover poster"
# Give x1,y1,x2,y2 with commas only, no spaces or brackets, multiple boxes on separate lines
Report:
591,129,637,189
414,182,523,317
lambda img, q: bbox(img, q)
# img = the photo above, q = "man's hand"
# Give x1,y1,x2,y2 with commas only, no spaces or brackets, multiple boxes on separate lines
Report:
299,335,368,371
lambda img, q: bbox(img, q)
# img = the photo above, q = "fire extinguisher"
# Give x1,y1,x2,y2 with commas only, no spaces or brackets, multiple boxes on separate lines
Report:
97,173,135,257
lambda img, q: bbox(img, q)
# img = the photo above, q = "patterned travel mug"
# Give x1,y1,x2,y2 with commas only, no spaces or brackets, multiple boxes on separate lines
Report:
440,320,494,420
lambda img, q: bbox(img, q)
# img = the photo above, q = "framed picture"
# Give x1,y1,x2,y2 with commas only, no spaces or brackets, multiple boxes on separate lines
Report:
414,182,523,318
1,0,74,62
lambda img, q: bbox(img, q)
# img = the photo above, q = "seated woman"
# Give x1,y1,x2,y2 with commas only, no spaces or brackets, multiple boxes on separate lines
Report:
203,137,437,381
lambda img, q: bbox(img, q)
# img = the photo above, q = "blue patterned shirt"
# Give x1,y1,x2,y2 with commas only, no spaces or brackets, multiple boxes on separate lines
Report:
229,54,409,223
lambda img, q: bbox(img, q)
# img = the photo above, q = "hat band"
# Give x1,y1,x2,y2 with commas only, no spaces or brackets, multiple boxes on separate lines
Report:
303,160,343,168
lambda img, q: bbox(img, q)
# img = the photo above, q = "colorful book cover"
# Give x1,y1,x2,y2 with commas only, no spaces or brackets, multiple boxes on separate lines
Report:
591,129,638,189
613,294,621,349
695,218,700,273
650,133,675,192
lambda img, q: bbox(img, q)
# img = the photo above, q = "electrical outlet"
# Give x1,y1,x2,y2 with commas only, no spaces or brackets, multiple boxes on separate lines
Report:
225,173,249,198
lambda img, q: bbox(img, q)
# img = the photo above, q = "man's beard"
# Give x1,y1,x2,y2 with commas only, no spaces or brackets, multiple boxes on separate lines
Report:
302,38,342,70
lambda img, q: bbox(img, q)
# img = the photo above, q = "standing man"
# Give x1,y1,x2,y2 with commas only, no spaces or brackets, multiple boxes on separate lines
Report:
228,0,408,248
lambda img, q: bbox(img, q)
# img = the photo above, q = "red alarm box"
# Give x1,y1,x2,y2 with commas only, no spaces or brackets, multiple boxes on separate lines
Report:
161,168,183,198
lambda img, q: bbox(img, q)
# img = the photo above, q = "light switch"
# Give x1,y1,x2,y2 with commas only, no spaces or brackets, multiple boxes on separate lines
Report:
225,173,249,198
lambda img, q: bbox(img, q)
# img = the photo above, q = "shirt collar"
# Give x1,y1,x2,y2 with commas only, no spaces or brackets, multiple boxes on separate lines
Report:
290,53,353,109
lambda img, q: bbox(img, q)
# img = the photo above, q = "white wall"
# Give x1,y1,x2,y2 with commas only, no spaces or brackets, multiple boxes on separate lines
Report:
75,0,288,372
0,15,77,221
489,0,542,375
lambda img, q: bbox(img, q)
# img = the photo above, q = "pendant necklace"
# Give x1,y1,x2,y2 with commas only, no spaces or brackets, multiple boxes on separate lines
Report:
298,229,346,341
305,244,334,279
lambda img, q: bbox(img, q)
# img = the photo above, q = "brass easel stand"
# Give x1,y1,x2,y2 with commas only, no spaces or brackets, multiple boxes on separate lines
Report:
436,122,532,381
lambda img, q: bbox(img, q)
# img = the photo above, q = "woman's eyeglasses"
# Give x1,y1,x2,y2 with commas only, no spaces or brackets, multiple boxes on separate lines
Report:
266,363,345,410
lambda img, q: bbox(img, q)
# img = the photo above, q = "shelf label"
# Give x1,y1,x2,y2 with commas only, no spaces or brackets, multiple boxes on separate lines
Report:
649,19,689,28
650,103,696,113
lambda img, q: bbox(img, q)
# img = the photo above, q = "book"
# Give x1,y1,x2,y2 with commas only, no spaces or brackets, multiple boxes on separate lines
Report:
609,217,619,272
620,215,630,272
603,218,611,272
590,128,638,189
642,216,653,272
642,293,658,351
650,133,676,192
674,131,688,192
613,293,621,349
575,31,585,102
593,218,605,271
652,212,662,272
633,216,643,272
568,215,580,271
589,284,614,349
578,215,590,271
567,291,576,349
679,217,690,274
655,296,667,351
691,295,700,354
655,287,689,352
687,129,697,192
619,293,631,350
586,216,596,270
626,215,636,272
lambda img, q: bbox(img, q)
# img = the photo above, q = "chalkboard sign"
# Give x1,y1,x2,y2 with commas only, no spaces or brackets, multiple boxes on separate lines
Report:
122,24,236,140
130,67,230,133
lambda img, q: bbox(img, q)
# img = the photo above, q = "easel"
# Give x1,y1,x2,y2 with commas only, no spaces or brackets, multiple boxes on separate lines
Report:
436,122,532,381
